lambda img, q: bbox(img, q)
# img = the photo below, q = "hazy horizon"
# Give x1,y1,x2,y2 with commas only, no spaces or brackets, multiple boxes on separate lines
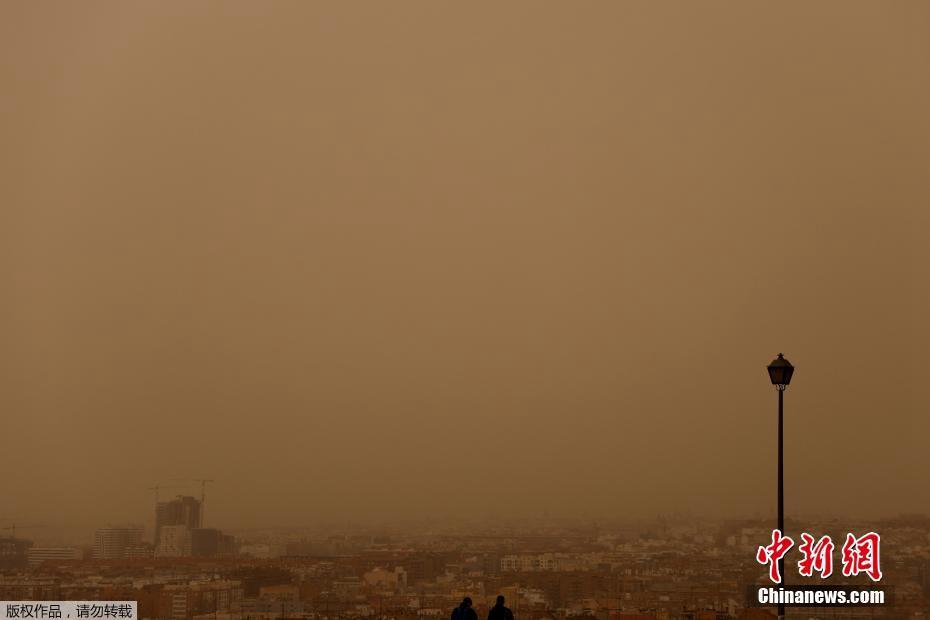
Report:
2,2,928,533
10,508,930,548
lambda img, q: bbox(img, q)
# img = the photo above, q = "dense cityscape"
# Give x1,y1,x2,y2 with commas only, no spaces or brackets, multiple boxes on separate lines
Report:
2,496,928,620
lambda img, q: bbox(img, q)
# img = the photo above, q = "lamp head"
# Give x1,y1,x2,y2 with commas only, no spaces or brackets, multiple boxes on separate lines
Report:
767,353,794,390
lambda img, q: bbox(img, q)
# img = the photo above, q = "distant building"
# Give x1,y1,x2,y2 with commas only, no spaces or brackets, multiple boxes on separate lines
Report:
159,580,243,620
258,584,299,601
26,547,81,567
125,542,155,559
155,496,201,547
191,528,236,557
0,538,33,569
238,543,280,559
156,524,192,557
363,566,407,588
94,526,144,560
500,553,559,572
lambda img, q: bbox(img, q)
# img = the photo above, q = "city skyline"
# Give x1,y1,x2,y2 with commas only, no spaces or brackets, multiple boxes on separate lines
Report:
3,512,926,617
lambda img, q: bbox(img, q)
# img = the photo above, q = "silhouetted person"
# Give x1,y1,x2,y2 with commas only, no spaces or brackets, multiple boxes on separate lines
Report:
452,598,477,620
487,596,513,620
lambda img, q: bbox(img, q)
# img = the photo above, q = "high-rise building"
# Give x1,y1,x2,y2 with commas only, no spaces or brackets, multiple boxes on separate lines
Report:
0,537,33,569
26,546,81,567
191,528,236,557
94,526,145,560
156,524,192,558
155,496,201,546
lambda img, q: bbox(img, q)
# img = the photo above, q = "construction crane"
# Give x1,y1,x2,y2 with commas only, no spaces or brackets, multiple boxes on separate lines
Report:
1,524,45,539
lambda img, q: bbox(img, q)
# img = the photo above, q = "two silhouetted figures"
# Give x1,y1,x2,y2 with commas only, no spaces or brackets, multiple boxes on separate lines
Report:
452,596,513,620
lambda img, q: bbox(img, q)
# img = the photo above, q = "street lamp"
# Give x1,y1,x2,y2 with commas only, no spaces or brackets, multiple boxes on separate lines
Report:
767,352,794,620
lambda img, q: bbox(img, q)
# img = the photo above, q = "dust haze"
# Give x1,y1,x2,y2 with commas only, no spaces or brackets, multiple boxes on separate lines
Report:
1,2,928,534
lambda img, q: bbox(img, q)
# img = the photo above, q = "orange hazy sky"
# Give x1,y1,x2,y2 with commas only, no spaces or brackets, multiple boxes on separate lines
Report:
1,2,928,533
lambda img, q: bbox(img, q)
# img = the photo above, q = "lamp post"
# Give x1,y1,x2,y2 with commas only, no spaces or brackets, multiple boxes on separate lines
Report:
767,353,794,620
